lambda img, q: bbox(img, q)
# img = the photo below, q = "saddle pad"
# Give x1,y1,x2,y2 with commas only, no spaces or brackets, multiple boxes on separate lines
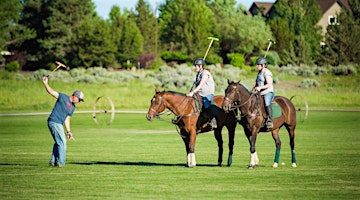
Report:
272,103,282,118
209,104,220,116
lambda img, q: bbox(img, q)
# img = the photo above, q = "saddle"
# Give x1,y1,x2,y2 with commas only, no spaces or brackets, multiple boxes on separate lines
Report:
255,94,281,119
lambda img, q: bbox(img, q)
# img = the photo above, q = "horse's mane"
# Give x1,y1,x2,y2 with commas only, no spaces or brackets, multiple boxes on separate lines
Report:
164,90,187,96
237,82,251,94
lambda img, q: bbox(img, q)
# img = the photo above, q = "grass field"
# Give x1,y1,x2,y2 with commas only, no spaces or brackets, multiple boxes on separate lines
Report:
1,111,359,199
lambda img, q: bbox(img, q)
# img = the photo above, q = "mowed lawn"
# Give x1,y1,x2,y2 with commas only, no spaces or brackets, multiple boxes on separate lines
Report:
0,111,359,199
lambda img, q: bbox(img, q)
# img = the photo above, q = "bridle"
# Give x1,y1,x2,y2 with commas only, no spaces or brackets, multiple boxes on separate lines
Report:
150,92,199,122
224,84,257,119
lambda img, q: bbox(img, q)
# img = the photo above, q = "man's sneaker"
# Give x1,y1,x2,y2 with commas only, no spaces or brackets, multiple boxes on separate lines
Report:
49,163,55,167
56,162,63,168
210,118,217,129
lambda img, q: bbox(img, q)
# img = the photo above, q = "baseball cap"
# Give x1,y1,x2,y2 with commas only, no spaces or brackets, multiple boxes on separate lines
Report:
72,90,84,102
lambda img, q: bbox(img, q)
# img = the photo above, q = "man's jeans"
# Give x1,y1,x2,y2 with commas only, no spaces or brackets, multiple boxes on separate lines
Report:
48,121,66,166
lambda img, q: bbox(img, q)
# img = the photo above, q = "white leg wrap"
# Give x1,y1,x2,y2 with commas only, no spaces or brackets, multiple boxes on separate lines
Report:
292,163,297,168
250,153,256,166
254,152,259,165
272,162,278,168
187,153,196,167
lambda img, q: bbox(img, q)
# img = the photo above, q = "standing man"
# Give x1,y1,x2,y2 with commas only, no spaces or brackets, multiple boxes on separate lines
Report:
187,58,217,129
253,57,274,129
42,76,84,167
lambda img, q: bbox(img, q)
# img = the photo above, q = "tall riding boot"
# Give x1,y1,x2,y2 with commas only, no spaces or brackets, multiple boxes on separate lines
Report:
265,106,273,129
206,107,217,129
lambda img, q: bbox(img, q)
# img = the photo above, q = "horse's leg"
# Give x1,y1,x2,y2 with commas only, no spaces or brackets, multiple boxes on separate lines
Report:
187,128,197,168
271,128,281,168
213,129,223,166
285,125,297,167
246,127,259,169
226,123,236,167
180,129,190,167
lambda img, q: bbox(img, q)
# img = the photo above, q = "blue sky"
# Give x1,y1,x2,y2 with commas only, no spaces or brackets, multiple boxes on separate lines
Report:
92,0,276,19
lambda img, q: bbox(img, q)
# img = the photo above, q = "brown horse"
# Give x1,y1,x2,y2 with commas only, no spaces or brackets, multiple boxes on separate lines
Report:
222,80,297,168
146,88,237,167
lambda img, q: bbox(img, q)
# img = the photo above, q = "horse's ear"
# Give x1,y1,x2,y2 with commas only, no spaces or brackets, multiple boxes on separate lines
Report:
227,79,231,84
155,87,159,93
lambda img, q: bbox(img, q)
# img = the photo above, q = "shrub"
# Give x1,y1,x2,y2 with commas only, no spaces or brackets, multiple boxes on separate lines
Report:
5,61,20,72
160,51,188,63
299,78,320,88
331,65,357,75
227,53,245,69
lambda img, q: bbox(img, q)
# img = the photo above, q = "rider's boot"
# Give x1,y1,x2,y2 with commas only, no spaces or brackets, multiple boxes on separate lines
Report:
206,107,217,129
265,106,273,129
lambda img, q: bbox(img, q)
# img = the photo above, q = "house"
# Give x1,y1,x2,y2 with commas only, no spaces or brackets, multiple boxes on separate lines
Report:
246,0,351,36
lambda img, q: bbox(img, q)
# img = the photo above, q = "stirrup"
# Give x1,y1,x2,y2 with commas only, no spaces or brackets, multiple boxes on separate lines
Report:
210,118,217,129
266,119,273,129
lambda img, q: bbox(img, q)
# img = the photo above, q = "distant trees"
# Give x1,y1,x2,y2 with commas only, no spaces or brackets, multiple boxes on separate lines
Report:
269,0,322,65
0,0,358,70
319,0,360,65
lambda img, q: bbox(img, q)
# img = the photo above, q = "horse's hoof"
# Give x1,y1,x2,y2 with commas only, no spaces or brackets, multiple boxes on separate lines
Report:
248,164,257,169
272,162,278,168
292,163,297,168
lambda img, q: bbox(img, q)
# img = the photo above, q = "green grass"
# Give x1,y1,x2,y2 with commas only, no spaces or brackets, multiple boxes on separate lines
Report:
0,71,359,113
1,112,360,199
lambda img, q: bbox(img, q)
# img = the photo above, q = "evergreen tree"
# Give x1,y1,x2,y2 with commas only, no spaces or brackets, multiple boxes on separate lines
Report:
0,0,35,51
135,0,157,54
269,0,322,65
19,0,96,69
320,6,360,65
74,17,116,68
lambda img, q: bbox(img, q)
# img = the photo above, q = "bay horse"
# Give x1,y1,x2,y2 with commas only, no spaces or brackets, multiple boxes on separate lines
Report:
146,88,237,168
222,80,297,168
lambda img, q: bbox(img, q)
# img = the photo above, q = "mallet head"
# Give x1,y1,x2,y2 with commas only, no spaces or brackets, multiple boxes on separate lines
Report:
208,36,219,41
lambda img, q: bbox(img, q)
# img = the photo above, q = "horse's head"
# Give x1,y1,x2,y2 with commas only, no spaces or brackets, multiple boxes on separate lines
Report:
222,80,241,112
146,88,166,121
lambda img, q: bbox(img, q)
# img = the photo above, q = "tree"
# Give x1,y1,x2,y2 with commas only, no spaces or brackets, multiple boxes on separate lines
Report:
269,0,322,65
109,6,143,68
0,0,35,50
74,17,117,68
135,0,157,54
159,0,217,60
320,6,360,65
18,0,97,70
208,0,272,64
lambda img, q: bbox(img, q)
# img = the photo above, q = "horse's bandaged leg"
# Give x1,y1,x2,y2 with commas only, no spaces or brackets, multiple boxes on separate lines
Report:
254,152,259,165
250,153,256,166
274,148,280,163
187,153,196,168
291,149,297,167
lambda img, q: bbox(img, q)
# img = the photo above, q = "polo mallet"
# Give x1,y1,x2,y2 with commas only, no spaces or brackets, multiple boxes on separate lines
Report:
203,36,219,60
48,61,69,76
264,39,275,58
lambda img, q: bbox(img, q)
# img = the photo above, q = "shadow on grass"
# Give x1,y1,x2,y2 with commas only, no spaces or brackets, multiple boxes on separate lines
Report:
0,163,39,166
70,161,220,167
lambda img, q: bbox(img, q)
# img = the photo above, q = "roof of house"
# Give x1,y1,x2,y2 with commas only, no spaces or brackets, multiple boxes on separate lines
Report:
251,2,274,16
247,0,350,16
318,0,350,13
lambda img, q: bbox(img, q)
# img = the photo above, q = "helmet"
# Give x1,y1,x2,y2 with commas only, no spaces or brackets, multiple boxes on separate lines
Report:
193,58,206,66
256,57,268,65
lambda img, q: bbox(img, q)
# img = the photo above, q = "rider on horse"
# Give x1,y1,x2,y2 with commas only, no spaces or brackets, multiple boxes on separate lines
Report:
253,57,274,129
187,58,217,129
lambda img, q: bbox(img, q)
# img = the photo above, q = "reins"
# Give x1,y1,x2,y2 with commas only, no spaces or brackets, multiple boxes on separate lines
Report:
224,84,260,120
154,92,199,124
